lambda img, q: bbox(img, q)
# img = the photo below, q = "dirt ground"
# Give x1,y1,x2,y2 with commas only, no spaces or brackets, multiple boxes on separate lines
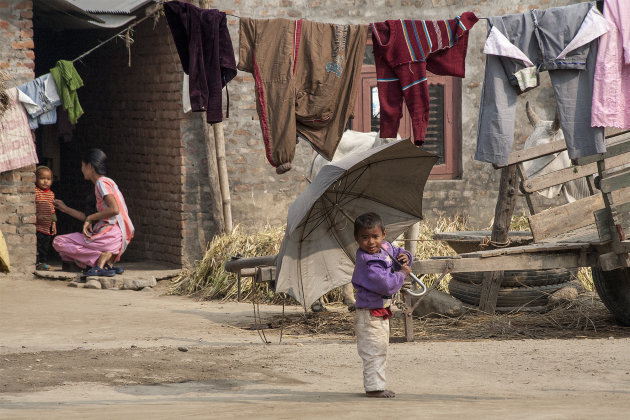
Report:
2,274,630,419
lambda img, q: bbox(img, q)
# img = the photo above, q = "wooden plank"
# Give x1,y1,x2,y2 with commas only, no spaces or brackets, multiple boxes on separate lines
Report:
517,162,537,214
523,153,630,194
600,167,630,194
412,252,598,274
224,255,277,273
461,242,591,258
574,138,630,165
599,252,630,271
523,161,597,193
479,271,504,313
594,208,613,242
507,139,567,165
527,194,603,242
612,201,630,231
611,186,630,204
255,266,276,283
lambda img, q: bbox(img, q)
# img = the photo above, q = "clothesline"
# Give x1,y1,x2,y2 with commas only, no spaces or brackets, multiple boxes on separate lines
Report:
71,8,160,64
71,0,496,66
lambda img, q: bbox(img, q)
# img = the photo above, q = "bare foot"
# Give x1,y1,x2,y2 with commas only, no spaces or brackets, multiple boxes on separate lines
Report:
366,390,395,398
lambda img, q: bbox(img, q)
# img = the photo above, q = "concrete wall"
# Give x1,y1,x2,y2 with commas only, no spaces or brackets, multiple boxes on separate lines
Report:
0,0,35,274
207,0,580,230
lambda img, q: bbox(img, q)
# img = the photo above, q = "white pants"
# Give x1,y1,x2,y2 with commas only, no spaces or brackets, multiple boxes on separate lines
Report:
355,308,389,392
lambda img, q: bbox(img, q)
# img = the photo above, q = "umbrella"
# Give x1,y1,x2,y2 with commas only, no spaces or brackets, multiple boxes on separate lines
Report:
275,139,438,308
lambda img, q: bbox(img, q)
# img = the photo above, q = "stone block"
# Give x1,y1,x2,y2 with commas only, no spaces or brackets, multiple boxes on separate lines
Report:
85,279,102,289
122,277,157,290
98,276,125,289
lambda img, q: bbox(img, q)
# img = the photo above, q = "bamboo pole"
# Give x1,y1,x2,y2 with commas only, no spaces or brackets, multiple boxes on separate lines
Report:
213,122,233,233
202,120,225,232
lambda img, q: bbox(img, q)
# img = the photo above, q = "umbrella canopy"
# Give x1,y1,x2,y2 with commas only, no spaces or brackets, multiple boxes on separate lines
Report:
275,139,438,308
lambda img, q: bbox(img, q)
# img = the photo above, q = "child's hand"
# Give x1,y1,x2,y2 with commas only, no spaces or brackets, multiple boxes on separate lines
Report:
54,199,68,213
397,253,410,266
401,265,412,277
82,220,93,237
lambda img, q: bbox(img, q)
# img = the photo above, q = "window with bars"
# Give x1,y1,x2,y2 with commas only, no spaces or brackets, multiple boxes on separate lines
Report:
351,44,462,179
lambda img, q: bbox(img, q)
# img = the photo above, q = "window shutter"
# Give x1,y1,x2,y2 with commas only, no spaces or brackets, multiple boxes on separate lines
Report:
424,83,445,165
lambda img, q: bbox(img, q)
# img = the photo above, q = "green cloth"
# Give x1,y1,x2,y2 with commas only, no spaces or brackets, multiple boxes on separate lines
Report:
50,60,84,124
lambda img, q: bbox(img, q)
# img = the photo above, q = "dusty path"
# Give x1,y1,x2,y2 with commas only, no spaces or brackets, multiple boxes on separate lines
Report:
2,276,630,419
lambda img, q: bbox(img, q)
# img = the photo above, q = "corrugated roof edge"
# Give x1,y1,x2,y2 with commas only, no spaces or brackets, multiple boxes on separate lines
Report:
69,0,153,15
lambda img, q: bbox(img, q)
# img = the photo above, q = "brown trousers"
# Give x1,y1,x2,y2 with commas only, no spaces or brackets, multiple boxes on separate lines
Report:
238,18,368,173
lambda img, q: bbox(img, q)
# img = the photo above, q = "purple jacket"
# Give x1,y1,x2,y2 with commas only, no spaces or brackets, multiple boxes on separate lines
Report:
164,1,237,124
351,241,412,309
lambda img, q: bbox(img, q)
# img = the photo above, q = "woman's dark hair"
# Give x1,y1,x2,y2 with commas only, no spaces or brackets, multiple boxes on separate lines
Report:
354,212,385,237
82,148,107,175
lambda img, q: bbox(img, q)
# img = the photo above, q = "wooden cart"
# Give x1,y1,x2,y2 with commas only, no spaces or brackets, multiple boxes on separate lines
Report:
225,130,630,342
402,129,630,341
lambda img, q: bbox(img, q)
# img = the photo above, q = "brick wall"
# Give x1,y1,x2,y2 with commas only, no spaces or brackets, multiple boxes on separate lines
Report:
204,0,579,230
0,0,35,274
72,18,220,266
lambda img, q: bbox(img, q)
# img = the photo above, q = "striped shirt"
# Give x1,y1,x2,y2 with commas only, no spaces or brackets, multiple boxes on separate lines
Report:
35,186,56,235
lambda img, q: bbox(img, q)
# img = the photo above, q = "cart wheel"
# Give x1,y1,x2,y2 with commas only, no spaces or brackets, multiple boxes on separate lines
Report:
592,267,630,326
451,268,575,288
448,279,566,309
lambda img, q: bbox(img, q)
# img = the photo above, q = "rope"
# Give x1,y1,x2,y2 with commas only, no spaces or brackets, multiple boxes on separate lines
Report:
479,236,511,248
71,10,158,64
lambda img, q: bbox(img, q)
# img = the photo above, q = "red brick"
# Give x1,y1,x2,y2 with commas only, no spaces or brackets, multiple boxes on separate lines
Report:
20,29,33,38
14,1,32,9
11,40,34,49
19,10,33,19
23,50,34,59
0,20,8,29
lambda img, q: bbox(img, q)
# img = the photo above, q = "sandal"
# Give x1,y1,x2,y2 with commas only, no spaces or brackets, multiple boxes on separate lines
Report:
104,264,124,275
36,263,51,271
85,266,116,277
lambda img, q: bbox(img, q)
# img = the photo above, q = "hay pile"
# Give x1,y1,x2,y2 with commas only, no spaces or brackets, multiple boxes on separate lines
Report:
170,225,285,302
267,294,627,341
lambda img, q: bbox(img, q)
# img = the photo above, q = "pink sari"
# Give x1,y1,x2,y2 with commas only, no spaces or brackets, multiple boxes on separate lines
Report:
54,176,134,268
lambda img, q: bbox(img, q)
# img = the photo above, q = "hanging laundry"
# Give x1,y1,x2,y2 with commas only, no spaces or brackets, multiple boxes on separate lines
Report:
182,74,192,113
50,60,84,124
475,2,609,166
163,1,237,124
56,107,75,143
239,18,368,174
591,0,630,129
0,88,38,174
16,73,61,130
371,13,478,146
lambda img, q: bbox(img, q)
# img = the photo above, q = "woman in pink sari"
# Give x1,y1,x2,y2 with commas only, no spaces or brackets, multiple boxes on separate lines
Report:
53,149,134,276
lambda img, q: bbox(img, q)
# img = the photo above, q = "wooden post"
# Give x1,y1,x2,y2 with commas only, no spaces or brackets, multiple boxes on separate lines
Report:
197,3,232,234
404,222,420,255
213,122,233,233
403,291,414,342
202,121,225,232
479,164,519,313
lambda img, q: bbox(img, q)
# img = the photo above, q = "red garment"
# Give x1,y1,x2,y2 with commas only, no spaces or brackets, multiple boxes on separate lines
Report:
369,307,393,320
371,13,478,145
35,186,56,235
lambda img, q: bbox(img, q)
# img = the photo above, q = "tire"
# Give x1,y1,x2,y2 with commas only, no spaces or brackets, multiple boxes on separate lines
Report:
450,268,576,288
448,279,566,308
592,267,630,326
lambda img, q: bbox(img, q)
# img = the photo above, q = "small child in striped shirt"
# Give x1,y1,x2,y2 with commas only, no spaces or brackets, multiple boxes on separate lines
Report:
35,166,56,270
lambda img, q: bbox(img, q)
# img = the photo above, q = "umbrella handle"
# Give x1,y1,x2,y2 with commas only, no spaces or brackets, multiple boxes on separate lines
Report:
378,245,428,297
405,273,428,297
